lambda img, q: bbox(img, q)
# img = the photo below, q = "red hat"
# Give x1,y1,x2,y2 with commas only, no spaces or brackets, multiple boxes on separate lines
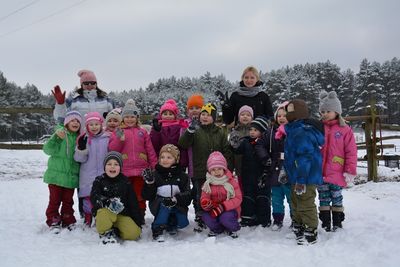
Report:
207,151,227,172
78,69,97,84
187,94,204,109
160,99,179,117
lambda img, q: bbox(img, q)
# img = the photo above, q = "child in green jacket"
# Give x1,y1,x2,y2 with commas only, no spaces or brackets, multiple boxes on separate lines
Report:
43,110,82,233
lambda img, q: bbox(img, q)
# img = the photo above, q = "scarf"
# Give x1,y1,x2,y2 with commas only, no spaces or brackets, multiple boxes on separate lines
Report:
202,172,235,200
275,124,286,140
83,89,98,101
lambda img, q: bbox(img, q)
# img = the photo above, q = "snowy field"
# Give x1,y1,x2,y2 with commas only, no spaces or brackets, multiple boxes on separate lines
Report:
0,131,400,267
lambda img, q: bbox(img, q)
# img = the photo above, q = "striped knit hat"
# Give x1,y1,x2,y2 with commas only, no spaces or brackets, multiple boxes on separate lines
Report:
103,151,123,170
250,116,269,133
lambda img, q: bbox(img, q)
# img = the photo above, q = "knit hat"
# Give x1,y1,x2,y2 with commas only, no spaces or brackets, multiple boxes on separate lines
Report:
187,94,204,109
160,99,179,117
64,110,83,133
103,151,123,170
200,103,217,122
84,112,104,134
121,99,140,118
274,101,289,121
238,105,254,118
250,116,269,133
159,144,180,163
286,99,309,122
319,90,346,126
207,151,227,172
77,69,97,84
105,108,122,123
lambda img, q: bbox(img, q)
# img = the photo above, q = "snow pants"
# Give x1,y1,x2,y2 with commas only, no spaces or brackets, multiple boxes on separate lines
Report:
45,184,76,227
95,208,141,240
128,176,146,219
152,204,189,230
271,183,292,222
202,210,240,233
290,184,318,229
317,182,343,208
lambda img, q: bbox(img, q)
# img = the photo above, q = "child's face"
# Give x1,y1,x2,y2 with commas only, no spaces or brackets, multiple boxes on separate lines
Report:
106,118,120,131
249,127,261,139
276,109,288,125
209,167,225,178
187,106,202,119
243,71,258,88
87,121,102,135
320,110,337,121
123,115,138,127
105,159,120,178
161,110,176,121
159,152,176,168
200,112,213,125
66,119,80,133
239,111,252,125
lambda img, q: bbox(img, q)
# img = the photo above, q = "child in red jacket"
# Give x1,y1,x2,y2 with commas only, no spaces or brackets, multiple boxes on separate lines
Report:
200,151,242,238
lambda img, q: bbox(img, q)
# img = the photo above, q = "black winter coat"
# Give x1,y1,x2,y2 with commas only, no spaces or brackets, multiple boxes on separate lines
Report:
90,173,143,226
142,164,191,216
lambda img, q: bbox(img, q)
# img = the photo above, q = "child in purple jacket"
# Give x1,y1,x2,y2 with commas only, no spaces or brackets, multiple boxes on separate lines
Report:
74,112,110,227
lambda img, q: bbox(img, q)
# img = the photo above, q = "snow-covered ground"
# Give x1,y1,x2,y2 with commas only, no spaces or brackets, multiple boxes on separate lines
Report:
1,131,400,267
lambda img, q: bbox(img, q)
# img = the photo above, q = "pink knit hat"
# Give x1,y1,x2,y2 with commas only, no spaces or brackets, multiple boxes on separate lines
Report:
85,112,104,134
77,69,97,84
160,99,179,117
207,151,227,172
238,105,254,118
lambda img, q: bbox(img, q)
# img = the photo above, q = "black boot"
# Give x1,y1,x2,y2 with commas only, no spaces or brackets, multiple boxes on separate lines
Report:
152,226,165,242
332,208,345,231
319,208,331,232
293,222,305,245
304,227,318,244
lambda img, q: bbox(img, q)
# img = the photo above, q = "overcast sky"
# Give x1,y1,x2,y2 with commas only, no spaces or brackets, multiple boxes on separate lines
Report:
0,0,399,94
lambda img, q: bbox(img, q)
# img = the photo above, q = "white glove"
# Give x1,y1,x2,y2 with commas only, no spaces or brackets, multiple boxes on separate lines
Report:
344,172,356,187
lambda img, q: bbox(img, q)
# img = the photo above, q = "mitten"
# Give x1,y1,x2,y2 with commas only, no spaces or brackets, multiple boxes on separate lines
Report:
142,168,155,184
162,197,177,208
200,199,213,211
215,90,230,108
152,118,162,132
294,183,306,195
344,172,356,187
107,197,124,214
115,127,124,141
278,169,288,184
257,169,270,188
187,117,200,133
77,135,88,150
51,85,66,104
210,204,224,218
229,130,242,149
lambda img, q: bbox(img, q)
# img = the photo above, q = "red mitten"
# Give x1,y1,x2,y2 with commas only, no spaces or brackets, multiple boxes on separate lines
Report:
210,204,224,218
52,85,66,104
201,199,213,211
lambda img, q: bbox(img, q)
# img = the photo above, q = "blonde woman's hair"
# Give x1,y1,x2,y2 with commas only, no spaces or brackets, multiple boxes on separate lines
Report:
241,66,260,81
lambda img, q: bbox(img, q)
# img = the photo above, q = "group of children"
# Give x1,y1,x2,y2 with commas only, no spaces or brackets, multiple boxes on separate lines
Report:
43,68,357,246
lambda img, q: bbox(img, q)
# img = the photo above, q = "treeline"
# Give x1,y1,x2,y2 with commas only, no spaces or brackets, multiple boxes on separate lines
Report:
0,58,399,140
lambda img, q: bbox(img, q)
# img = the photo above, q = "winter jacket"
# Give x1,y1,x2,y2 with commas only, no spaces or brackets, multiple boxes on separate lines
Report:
231,123,251,176
200,170,242,217
284,120,325,185
142,164,191,216
254,125,286,187
222,85,273,125
90,173,142,227
321,119,357,187
74,132,110,197
53,89,114,123
43,125,80,189
150,122,188,168
178,123,233,181
108,126,157,177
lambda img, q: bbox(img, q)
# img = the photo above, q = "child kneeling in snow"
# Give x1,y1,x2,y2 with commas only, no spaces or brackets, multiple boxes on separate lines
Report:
142,144,191,242
90,151,142,244
200,152,242,238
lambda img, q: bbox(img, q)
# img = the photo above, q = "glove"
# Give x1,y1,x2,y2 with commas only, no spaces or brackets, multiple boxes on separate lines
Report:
142,168,155,184
187,117,200,133
200,199,213,211
51,85,66,104
215,90,230,108
210,204,224,218
115,127,125,141
344,172,356,187
257,169,270,188
162,197,177,208
294,183,306,195
107,197,124,214
278,169,288,184
229,130,242,149
152,118,162,132
77,135,88,150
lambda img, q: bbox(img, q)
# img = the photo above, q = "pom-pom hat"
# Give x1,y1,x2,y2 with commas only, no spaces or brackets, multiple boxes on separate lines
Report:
77,69,97,84
122,99,140,118
207,151,227,172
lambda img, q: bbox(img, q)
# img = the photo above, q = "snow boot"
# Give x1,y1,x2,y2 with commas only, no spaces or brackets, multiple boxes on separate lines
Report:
49,222,61,234
84,213,93,227
194,216,207,232
271,221,283,231
240,217,257,227
100,229,118,245
207,230,217,237
228,231,239,239
304,227,318,245
319,206,331,232
332,207,345,231
153,227,165,242
293,222,305,245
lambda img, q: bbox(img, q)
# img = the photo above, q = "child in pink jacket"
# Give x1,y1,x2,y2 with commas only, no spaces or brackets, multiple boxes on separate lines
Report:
200,151,242,238
318,91,357,232
108,99,157,224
